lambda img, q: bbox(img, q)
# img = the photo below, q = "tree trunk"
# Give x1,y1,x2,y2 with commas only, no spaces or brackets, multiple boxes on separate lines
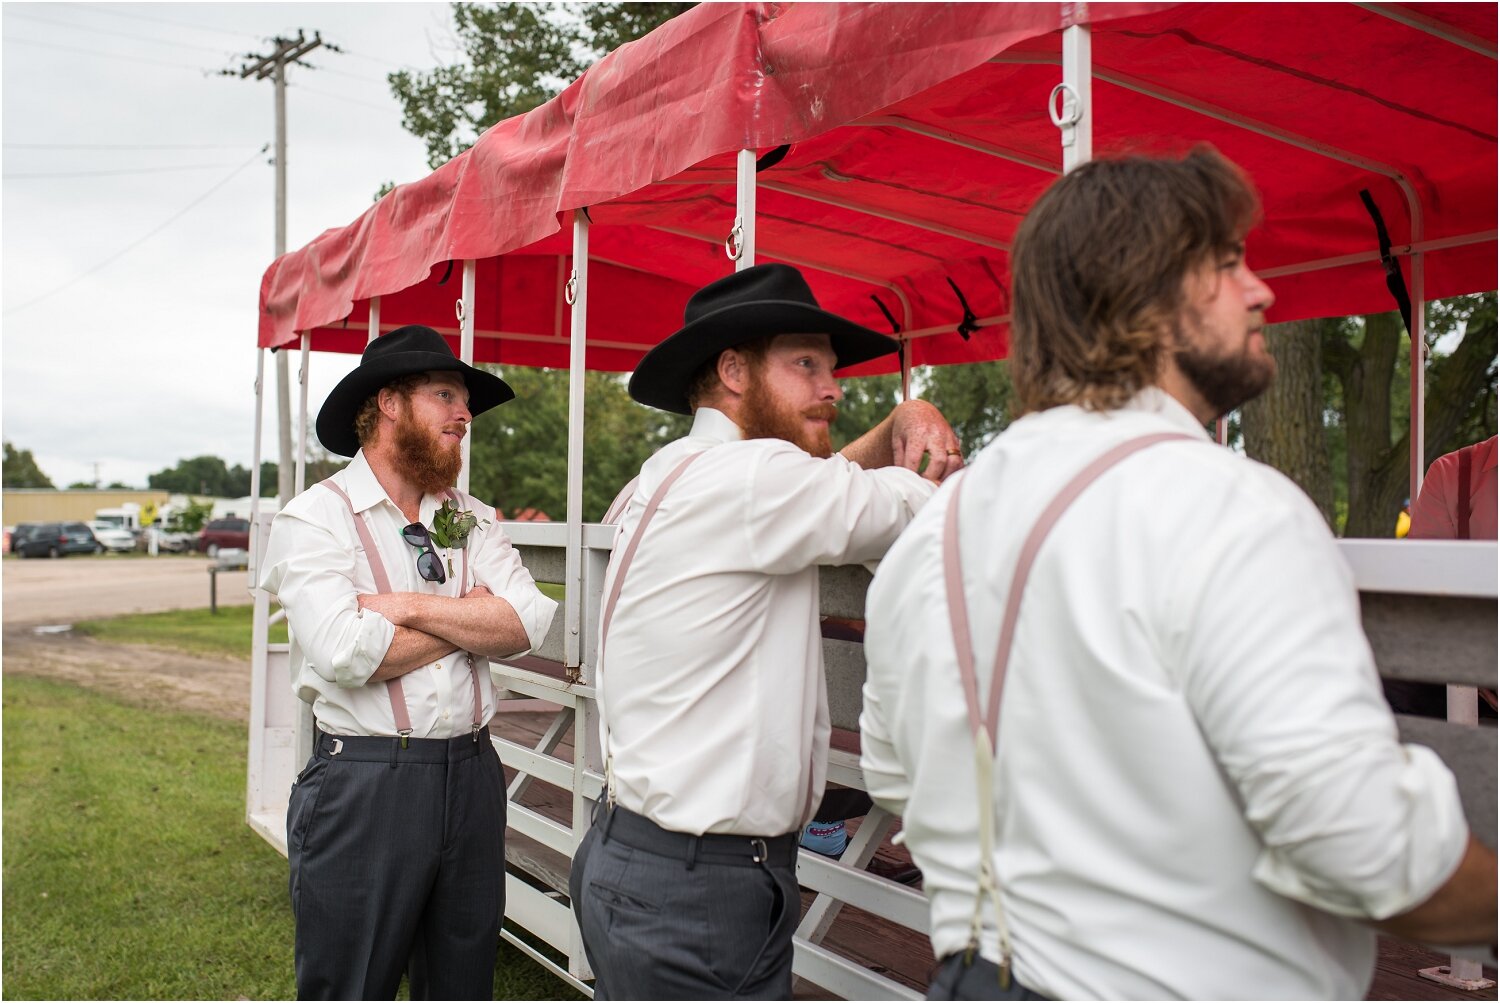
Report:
1342,312,1404,538
1242,319,1336,529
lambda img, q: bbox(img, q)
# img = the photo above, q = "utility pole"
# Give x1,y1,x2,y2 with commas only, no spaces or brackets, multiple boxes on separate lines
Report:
228,32,338,504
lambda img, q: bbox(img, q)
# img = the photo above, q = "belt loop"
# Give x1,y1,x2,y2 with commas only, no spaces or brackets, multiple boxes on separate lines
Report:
389,737,399,769
600,803,617,843
685,836,698,871
750,837,769,865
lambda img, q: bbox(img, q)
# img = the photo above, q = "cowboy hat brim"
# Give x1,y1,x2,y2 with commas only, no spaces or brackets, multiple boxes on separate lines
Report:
316,350,514,457
628,299,899,415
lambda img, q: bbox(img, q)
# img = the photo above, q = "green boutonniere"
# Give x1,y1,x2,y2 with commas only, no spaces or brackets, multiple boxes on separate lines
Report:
429,500,489,574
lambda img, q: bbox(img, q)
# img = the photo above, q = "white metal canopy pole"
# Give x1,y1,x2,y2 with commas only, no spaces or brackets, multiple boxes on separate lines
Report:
295,334,310,496
1054,25,1093,173
248,348,267,576
733,148,756,270
459,260,476,496
564,212,590,668
367,295,381,345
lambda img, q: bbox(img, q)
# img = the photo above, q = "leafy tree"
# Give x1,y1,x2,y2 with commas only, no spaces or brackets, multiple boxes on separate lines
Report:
3,442,54,488
1243,293,1496,536
166,498,215,535
148,456,236,497
66,481,95,490
921,360,1016,455
831,375,902,450
389,2,692,168
467,366,688,521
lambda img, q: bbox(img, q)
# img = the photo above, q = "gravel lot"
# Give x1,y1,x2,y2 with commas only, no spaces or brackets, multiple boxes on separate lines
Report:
2,555,250,627
3,556,256,721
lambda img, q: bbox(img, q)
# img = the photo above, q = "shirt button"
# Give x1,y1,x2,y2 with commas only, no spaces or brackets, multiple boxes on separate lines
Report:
433,663,442,670
442,711,450,720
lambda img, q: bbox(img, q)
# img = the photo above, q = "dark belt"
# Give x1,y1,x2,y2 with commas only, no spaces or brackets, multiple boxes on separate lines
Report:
314,726,491,766
597,804,798,869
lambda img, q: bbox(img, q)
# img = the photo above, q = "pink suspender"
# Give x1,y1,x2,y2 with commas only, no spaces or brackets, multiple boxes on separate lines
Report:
594,450,704,805
944,431,1195,739
321,481,483,744
941,430,1195,984
598,452,704,651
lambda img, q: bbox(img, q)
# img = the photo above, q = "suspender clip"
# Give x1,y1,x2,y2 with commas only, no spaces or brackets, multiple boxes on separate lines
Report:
750,837,768,864
998,956,1013,991
398,729,412,750
329,738,344,757
471,723,481,743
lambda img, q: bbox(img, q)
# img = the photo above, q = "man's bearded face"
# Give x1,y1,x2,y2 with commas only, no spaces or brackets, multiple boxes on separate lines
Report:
1170,252,1276,417
739,356,837,458
393,392,465,494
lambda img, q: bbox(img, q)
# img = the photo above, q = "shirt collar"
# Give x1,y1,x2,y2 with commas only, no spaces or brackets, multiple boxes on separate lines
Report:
689,407,745,444
1123,386,1213,440
339,449,450,520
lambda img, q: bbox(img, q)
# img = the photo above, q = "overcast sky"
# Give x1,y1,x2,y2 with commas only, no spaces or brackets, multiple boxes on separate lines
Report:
3,2,465,491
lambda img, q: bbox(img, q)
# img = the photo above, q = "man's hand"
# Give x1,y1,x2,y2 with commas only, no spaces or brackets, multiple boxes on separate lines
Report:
890,400,963,482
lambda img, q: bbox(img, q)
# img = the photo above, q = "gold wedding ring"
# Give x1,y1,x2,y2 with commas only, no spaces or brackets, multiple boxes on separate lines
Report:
946,449,962,457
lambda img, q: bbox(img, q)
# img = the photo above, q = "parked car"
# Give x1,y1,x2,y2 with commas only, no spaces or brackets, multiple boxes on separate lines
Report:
9,522,47,554
198,517,250,558
15,522,102,558
88,521,138,553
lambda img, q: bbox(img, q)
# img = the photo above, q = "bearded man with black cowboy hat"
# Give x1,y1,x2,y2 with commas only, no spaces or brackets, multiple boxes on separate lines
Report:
259,324,558,1000
568,263,965,1000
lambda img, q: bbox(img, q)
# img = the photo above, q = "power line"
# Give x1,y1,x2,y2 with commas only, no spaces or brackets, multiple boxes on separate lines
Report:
4,35,209,72
69,2,259,41
288,83,392,114
4,10,237,53
5,142,260,151
4,163,243,180
3,145,269,318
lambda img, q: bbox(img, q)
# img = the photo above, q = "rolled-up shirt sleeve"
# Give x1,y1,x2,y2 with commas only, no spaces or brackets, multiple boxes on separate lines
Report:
859,673,913,819
744,446,936,574
259,504,395,689
1172,488,1470,920
467,518,558,655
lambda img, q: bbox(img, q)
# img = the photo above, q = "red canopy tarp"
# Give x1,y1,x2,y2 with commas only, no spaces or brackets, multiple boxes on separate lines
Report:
259,2,1498,375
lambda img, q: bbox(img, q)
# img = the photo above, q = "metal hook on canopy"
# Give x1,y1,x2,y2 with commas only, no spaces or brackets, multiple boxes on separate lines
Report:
564,269,578,306
726,217,744,261
1048,82,1083,149
454,298,466,325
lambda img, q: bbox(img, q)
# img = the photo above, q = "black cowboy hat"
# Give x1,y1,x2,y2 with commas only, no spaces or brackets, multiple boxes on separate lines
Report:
315,325,515,457
628,264,899,415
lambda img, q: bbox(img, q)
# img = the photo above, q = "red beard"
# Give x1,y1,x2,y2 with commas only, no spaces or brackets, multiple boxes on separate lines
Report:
740,370,836,458
393,398,464,494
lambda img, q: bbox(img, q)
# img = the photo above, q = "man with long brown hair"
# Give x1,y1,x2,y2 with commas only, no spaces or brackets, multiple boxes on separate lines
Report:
261,325,557,999
861,149,1495,999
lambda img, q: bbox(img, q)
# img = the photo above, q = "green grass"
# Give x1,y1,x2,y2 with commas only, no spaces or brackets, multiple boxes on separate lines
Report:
74,604,285,660
2,676,576,1000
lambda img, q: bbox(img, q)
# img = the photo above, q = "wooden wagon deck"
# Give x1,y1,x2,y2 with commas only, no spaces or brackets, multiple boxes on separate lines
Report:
494,704,1497,1001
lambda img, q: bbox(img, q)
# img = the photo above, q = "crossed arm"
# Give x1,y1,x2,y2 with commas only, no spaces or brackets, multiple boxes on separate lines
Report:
359,586,532,680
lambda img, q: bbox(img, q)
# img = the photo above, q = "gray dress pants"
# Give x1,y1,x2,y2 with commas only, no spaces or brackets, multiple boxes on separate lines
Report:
286,728,506,1000
570,805,800,1000
927,953,1048,1001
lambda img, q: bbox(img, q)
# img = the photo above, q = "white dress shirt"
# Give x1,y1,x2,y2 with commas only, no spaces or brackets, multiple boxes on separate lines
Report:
260,450,557,738
599,407,935,836
861,388,1469,1000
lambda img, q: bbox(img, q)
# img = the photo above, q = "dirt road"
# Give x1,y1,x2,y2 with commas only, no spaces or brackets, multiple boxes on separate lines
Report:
3,556,255,721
